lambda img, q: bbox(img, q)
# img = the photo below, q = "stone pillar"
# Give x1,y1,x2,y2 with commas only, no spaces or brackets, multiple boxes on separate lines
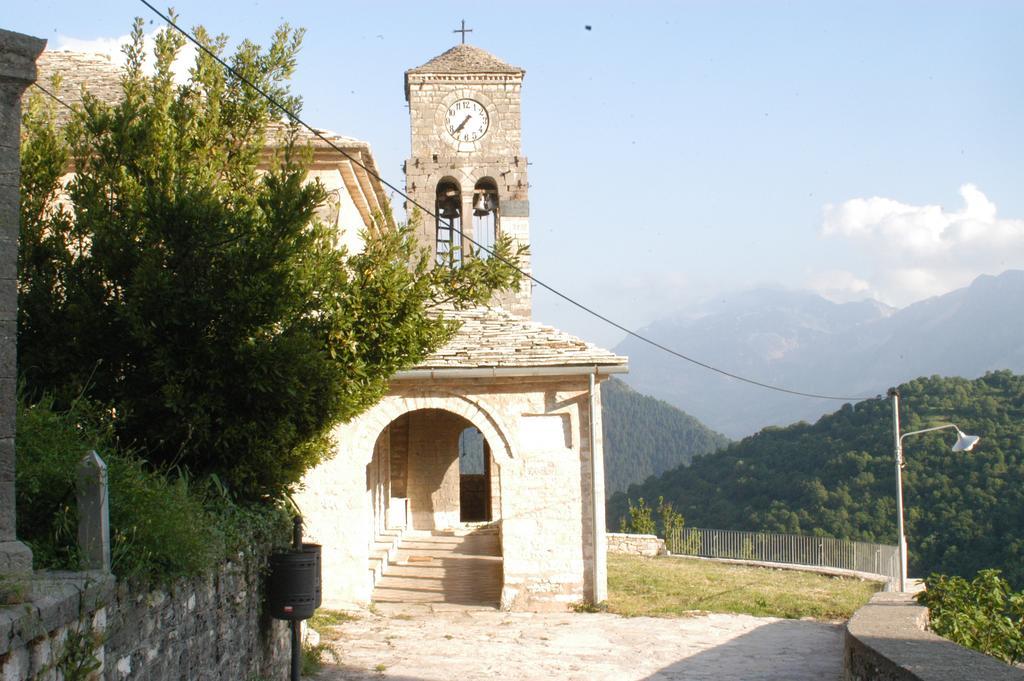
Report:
0,29,46,575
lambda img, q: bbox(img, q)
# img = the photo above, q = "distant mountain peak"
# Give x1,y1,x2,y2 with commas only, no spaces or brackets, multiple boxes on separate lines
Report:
617,271,1024,437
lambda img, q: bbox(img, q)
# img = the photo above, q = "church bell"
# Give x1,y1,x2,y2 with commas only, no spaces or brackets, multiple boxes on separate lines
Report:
473,191,496,217
438,196,461,219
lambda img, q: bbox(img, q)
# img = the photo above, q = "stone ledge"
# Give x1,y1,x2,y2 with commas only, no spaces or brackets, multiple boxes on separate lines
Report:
844,591,1024,680
0,570,114,657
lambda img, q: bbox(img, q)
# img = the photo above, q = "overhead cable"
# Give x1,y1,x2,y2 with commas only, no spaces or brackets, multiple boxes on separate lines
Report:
133,0,872,403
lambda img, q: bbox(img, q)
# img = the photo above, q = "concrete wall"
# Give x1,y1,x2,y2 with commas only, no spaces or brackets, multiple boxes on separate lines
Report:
296,375,609,610
0,555,288,681
844,591,1024,681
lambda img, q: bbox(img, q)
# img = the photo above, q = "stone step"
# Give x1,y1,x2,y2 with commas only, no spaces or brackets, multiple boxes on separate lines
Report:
376,581,503,602
372,526,503,607
376,572,501,588
396,548,499,559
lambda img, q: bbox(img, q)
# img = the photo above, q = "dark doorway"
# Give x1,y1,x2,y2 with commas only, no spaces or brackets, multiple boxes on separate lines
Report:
458,426,491,522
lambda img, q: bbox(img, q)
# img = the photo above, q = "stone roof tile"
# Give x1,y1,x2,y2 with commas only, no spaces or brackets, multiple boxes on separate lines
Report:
33,52,375,158
34,51,124,124
411,305,627,370
407,44,523,75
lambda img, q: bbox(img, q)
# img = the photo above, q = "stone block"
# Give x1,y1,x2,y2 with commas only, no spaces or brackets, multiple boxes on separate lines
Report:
0,320,13,379
2,644,30,681
0,378,14,438
502,200,530,217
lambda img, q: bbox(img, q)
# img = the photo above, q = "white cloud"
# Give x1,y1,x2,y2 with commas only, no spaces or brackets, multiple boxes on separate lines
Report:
55,28,197,84
816,184,1024,306
805,269,875,303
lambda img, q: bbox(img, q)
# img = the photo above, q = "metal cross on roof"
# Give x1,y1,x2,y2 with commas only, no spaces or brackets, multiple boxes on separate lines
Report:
453,20,473,44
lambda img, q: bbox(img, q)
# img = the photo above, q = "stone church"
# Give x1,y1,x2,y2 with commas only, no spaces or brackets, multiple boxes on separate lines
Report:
298,42,628,611
32,40,628,612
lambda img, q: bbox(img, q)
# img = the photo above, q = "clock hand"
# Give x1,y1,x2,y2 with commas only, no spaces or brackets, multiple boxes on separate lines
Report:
453,114,472,134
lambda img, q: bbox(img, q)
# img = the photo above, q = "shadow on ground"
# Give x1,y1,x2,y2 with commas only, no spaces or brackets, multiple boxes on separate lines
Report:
314,611,846,680
638,619,843,681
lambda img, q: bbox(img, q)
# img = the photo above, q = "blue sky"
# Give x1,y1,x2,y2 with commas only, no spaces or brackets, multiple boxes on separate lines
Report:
9,1,1024,348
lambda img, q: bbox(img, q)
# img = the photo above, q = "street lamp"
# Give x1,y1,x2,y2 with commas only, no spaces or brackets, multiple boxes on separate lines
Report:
888,387,980,592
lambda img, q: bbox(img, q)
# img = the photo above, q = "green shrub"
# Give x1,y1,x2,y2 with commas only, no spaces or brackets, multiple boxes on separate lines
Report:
16,395,289,582
657,496,684,539
917,569,1024,665
619,496,685,540
619,497,656,535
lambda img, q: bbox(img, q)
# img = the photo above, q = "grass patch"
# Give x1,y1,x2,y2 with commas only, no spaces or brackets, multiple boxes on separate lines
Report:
607,554,882,620
301,641,336,677
309,610,359,629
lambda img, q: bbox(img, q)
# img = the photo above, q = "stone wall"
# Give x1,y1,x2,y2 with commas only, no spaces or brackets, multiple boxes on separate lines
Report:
844,591,1024,681
606,533,667,558
0,556,288,681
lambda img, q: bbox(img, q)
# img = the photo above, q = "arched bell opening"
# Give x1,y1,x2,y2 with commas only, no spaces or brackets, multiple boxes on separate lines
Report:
471,178,499,259
435,178,462,267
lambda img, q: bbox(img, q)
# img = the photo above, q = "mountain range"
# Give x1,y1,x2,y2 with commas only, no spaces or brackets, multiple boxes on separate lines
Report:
615,270,1024,437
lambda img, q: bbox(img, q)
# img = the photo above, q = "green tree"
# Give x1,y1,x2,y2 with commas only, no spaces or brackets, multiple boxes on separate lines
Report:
18,18,523,500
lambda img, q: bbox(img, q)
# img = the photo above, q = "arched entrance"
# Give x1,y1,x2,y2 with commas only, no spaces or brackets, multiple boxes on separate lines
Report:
367,408,503,606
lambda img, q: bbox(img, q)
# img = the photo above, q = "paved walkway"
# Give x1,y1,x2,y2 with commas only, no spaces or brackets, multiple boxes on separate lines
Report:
314,605,844,681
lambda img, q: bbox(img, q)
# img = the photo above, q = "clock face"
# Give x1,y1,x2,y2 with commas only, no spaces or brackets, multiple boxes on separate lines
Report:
444,99,490,143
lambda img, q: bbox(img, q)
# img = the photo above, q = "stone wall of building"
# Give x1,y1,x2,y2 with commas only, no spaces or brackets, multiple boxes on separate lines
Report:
404,409,464,530
606,532,668,558
0,556,288,681
297,375,609,610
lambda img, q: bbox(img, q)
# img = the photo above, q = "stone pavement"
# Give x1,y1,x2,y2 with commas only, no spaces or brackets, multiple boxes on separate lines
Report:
314,605,843,680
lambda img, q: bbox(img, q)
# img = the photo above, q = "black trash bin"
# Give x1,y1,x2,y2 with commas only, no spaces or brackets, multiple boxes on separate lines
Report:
302,543,322,608
267,550,318,621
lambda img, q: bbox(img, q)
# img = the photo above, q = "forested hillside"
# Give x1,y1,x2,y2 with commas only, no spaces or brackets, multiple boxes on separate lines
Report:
607,372,1024,587
602,378,729,495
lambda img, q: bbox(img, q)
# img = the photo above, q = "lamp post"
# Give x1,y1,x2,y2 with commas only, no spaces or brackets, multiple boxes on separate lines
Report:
888,387,980,592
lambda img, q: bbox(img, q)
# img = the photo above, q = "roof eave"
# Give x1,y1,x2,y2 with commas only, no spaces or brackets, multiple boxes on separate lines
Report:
391,364,629,381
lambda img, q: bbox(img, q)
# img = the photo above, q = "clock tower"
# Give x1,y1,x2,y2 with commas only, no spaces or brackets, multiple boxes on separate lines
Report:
405,42,531,317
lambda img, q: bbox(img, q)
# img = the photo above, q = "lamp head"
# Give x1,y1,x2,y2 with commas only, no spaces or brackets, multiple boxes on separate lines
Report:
952,429,980,452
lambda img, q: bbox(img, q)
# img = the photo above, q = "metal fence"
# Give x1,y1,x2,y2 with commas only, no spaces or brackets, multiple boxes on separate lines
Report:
666,527,899,586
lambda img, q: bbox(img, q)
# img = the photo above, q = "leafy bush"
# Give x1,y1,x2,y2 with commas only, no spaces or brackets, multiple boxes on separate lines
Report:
657,496,685,538
917,569,1024,665
619,497,656,535
15,395,288,582
619,496,686,540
